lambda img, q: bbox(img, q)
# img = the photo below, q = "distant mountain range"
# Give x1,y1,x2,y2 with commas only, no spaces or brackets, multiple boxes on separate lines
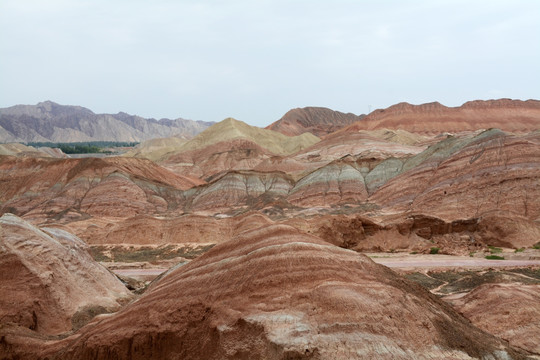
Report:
0,101,214,143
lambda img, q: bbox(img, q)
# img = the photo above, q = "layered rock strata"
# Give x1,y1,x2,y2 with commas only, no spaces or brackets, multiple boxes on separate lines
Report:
343,99,540,135
0,214,131,335
266,106,364,136
10,225,528,359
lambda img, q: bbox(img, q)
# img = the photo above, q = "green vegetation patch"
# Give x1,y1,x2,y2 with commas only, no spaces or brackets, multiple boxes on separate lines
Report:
488,246,503,254
485,255,504,260
429,247,440,254
27,141,139,154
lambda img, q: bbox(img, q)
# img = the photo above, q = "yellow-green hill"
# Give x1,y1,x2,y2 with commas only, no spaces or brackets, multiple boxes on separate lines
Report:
163,118,320,158
123,137,187,161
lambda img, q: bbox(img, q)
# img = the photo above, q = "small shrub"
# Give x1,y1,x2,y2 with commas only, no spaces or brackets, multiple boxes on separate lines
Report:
533,242,540,250
469,251,475,257
488,246,503,254
515,248,525,253
485,255,504,260
430,247,439,254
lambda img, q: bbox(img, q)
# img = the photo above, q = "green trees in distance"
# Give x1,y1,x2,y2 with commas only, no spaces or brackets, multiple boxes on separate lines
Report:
27,141,138,154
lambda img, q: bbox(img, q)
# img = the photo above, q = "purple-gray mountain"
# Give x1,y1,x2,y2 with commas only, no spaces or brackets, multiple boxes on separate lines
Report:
0,101,214,143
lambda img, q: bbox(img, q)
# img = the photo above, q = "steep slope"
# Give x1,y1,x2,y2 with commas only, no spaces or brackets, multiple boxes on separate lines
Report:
450,283,540,354
267,107,364,136
287,159,369,207
370,130,540,220
18,225,527,359
342,99,540,135
186,170,294,212
0,214,131,335
0,156,203,223
161,138,275,180
0,101,213,142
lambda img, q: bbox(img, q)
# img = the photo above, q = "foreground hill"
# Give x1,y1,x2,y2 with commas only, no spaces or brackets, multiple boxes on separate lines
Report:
266,106,364,136
0,214,131,335
342,99,540,135
0,101,213,142
5,225,527,359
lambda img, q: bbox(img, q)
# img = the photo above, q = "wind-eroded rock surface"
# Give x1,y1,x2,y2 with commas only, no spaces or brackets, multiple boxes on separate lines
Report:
13,225,528,359
0,214,131,335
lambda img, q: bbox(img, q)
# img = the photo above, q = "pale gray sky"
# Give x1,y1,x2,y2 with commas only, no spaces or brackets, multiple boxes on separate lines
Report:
1,0,539,126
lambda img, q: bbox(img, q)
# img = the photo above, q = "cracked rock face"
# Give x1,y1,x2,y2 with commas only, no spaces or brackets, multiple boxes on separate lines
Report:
23,225,527,359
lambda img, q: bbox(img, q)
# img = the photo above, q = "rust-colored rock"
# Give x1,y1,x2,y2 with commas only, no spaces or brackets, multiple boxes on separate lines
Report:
267,107,364,137
7,225,528,359
450,283,540,354
0,156,202,223
370,130,540,221
0,214,131,335
342,99,540,135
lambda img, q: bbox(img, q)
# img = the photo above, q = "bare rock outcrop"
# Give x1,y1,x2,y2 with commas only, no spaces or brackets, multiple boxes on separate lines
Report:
267,106,364,137
0,156,202,223
288,160,368,206
450,283,540,354
0,214,131,335
162,138,274,180
187,170,294,212
13,225,528,359
371,130,540,221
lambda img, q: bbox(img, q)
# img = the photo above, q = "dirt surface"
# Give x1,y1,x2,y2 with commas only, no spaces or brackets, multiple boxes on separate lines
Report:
107,253,540,282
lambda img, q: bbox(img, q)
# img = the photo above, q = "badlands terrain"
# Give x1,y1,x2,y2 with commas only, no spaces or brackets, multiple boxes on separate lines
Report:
1,99,540,359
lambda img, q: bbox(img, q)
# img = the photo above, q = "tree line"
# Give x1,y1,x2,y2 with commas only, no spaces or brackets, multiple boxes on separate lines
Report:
26,141,139,154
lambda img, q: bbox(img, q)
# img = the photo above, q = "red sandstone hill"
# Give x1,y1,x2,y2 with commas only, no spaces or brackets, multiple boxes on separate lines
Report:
266,107,364,137
370,130,540,222
0,214,131,336
339,99,540,135
5,225,528,359
0,156,204,223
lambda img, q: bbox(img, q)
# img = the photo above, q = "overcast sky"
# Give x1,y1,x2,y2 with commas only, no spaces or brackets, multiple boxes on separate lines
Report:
1,0,539,126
